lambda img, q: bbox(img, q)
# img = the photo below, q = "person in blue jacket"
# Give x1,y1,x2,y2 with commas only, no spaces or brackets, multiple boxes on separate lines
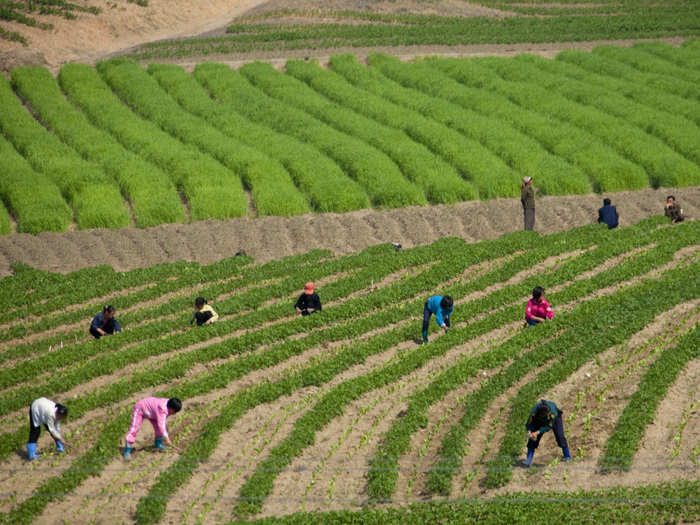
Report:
597,198,619,229
522,399,571,467
90,305,122,339
422,295,453,343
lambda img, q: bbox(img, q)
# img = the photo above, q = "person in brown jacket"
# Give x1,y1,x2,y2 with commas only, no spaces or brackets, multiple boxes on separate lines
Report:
521,176,535,231
664,195,684,224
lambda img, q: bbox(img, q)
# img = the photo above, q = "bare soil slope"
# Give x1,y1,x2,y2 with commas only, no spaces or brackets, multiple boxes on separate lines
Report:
1,187,697,277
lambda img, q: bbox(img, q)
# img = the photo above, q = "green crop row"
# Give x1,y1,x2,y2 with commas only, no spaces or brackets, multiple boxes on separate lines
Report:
10,66,186,227
328,54,585,198
57,63,247,221
601,325,700,471
98,59,310,217
0,134,71,233
267,59,482,203
147,63,370,213
0,76,128,229
193,62,425,208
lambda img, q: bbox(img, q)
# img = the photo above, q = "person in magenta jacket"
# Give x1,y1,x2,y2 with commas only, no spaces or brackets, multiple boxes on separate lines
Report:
422,295,453,343
123,397,181,459
525,286,554,326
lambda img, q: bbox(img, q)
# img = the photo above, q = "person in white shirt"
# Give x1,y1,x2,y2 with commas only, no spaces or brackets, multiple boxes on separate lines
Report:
27,397,68,460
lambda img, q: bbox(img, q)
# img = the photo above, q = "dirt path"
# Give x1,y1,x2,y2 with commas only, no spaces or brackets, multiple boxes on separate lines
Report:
1,187,697,278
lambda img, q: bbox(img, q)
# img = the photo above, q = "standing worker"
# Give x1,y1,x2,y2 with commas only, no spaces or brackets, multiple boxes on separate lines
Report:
27,397,68,460
521,176,535,231
190,297,219,326
422,295,453,344
525,286,554,326
295,282,322,316
664,195,684,224
597,198,619,229
522,399,571,467
90,305,122,339
123,397,182,459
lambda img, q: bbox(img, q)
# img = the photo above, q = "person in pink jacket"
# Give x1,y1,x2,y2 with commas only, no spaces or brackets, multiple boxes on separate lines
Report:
525,286,554,327
123,397,181,459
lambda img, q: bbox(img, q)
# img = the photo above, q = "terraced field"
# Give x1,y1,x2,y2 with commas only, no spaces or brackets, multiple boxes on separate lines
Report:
1,41,700,234
0,216,697,524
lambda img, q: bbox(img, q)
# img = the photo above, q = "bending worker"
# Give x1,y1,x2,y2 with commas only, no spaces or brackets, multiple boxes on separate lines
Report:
27,397,68,460
123,397,182,460
422,295,453,344
523,399,571,467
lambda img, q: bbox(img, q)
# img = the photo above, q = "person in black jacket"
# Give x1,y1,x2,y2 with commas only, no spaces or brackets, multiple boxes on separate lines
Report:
295,282,322,316
598,198,619,229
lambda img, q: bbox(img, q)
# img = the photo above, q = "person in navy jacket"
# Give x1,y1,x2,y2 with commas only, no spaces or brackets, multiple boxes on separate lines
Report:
422,295,453,343
598,198,619,229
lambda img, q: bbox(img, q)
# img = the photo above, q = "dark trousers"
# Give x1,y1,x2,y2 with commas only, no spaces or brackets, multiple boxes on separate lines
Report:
194,310,214,326
28,407,47,444
422,303,450,332
527,412,568,451
524,208,535,231
90,318,117,339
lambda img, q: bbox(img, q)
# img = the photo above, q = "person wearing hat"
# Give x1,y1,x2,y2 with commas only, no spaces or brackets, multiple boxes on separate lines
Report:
295,282,322,316
27,397,69,460
597,198,619,229
664,195,684,224
522,399,571,467
521,176,535,231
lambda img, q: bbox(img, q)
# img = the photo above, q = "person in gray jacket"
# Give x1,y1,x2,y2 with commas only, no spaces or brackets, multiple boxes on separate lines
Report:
521,176,535,231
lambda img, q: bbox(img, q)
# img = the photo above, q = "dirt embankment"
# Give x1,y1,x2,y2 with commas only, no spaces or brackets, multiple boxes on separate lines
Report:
0,187,697,277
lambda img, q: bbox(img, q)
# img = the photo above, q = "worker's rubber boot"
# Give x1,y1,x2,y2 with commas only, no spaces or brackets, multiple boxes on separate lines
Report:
562,446,572,462
422,330,429,344
123,445,133,459
522,449,534,468
26,443,41,460
154,437,168,451
55,441,65,453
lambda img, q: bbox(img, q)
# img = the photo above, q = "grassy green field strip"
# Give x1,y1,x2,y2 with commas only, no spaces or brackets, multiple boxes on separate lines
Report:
370,54,644,194
368,225,697,498
0,134,71,234
328,54,587,198
0,76,128,229
509,54,700,167
98,59,309,217
147,63,369,213
57,63,247,221
482,265,700,488
126,4,700,60
0,199,9,235
192,62,425,209
593,45,700,102
232,480,700,524
596,44,700,94
557,49,700,127
255,59,485,203
11,66,185,227
637,41,700,70
601,325,700,470
477,56,700,188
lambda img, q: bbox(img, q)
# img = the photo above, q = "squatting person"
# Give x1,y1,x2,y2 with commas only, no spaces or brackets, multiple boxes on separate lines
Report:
27,397,68,460
665,195,684,224
190,296,219,326
422,295,453,344
525,286,554,326
123,397,182,459
523,399,571,467
90,305,122,339
295,282,322,316
598,198,619,229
